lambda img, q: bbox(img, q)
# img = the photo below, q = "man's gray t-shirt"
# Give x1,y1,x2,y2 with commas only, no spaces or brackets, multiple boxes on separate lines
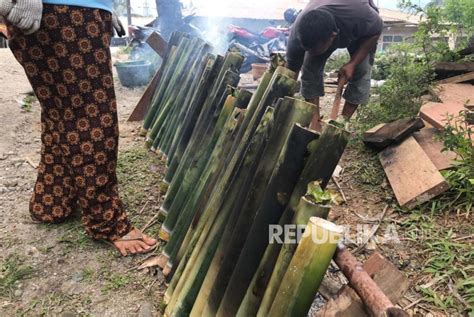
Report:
286,0,383,72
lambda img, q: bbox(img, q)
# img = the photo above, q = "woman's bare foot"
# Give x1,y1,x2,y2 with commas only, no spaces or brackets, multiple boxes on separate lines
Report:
112,228,157,256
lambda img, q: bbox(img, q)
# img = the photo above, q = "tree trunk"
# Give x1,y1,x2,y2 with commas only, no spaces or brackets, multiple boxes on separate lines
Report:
268,217,344,317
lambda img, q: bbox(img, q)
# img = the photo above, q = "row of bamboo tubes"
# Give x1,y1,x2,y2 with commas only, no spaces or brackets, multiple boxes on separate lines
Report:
140,32,351,317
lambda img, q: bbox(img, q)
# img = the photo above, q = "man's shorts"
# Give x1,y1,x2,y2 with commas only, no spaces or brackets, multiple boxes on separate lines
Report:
300,50,372,105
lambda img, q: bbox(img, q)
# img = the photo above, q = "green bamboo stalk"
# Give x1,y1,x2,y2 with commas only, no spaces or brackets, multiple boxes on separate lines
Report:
153,41,212,154
161,53,243,213
164,55,223,182
198,97,314,315
166,53,217,164
160,89,237,245
141,31,183,131
163,108,247,305
145,37,196,146
166,108,275,317
268,217,344,317
143,34,189,131
256,196,330,317
224,123,349,317
158,69,241,238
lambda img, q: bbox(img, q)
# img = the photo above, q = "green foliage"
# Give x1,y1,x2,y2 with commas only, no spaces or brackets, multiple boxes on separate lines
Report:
0,255,34,297
21,94,36,112
436,112,474,215
325,51,350,73
306,182,331,204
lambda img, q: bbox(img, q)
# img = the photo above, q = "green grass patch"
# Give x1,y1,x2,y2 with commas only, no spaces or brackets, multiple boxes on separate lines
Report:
0,254,34,297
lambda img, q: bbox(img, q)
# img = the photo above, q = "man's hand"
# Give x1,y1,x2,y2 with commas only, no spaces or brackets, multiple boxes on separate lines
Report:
339,62,356,81
112,12,126,37
5,0,42,34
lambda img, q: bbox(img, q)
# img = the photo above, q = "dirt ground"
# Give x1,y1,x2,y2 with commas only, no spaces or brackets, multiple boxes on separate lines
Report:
0,47,470,316
0,48,167,316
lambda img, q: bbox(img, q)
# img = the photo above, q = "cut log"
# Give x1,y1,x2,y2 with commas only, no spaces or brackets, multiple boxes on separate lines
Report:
267,218,344,317
314,252,409,317
379,136,450,209
437,83,474,104
332,247,409,317
435,61,474,73
256,198,330,317
363,118,425,150
413,126,456,171
419,101,466,130
436,71,474,84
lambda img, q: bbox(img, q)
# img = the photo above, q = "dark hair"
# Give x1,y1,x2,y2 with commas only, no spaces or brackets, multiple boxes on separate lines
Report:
297,9,338,50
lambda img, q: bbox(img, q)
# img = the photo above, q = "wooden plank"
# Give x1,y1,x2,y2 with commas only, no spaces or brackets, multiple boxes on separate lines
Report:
363,118,425,150
419,101,466,130
146,32,168,58
413,126,457,171
436,71,474,84
379,136,449,209
435,61,474,73
127,70,161,121
314,253,409,317
437,83,474,104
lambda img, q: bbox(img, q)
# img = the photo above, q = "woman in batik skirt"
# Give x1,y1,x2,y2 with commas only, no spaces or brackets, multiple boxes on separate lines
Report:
0,0,157,256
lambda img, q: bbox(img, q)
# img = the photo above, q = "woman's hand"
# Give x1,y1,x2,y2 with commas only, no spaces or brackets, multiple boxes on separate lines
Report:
3,0,42,34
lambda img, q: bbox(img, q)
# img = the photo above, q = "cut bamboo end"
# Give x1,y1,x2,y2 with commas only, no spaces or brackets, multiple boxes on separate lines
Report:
309,216,345,236
163,262,172,277
139,128,148,137
160,182,169,195
155,253,170,269
159,227,171,242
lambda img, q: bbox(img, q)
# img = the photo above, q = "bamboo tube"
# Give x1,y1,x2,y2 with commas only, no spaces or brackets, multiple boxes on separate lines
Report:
198,97,314,315
166,53,217,164
166,108,275,317
154,42,212,155
158,71,241,239
142,32,183,131
145,37,197,146
161,53,242,212
217,123,349,317
268,217,344,317
163,109,247,304
256,196,330,316
164,55,223,183
160,90,237,250
143,35,189,132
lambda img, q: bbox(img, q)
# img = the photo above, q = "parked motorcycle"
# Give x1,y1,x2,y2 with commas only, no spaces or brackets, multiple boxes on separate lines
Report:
228,8,300,73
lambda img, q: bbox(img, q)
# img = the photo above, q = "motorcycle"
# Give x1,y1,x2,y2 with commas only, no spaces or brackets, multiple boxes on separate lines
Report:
228,8,300,73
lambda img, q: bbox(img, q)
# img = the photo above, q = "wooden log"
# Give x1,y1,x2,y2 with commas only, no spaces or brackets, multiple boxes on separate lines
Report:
420,101,467,130
235,126,320,317
198,97,314,315
216,123,349,317
413,126,456,171
256,197,330,317
165,108,275,317
267,218,344,317
379,136,450,209
333,246,409,317
314,252,409,317
363,118,425,150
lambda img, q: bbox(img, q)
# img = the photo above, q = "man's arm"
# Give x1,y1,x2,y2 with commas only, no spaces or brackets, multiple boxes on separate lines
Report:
339,34,380,81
